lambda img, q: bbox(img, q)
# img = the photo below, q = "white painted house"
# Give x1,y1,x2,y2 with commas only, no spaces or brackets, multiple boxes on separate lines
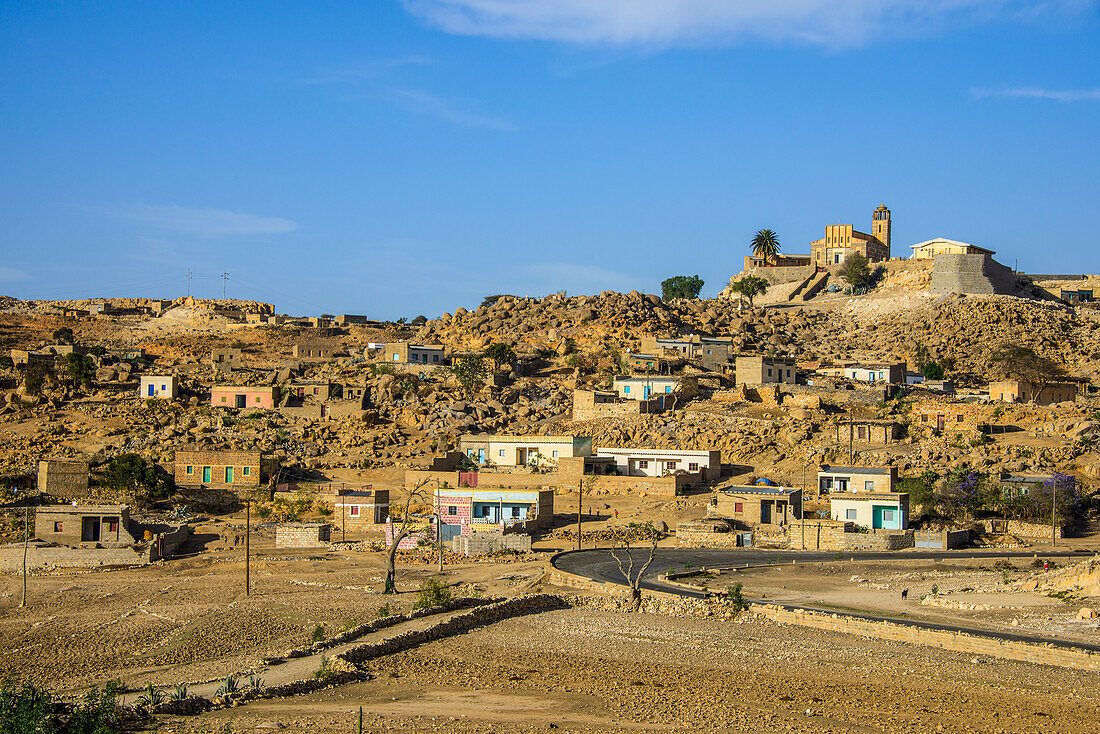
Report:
596,447,721,480
612,375,679,401
139,375,178,400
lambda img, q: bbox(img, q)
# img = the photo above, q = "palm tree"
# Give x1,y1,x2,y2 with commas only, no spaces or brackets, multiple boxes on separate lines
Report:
751,229,781,265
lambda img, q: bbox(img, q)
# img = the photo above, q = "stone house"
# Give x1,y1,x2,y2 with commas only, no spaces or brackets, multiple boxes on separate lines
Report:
735,356,797,386
209,348,243,370
35,505,138,546
909,238,995,260
572,390,664,421
817,466,897,494
332,487,389,529
292,343,335,361
989,379,1078,406
834,419,903,445
830,492,909,530
384,342,446,366
458,434,592,468
139,374,178,399
595,447,721,480
211,385,278,410
714,485,802,526
435,487,554,542
996,473,1054,498
37,460,90,499
174,448,267,491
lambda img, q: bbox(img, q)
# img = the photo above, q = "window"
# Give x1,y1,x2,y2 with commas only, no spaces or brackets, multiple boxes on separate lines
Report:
882,510,895,522
665,386,672,393
54,522,63,532
688,463,699,471
107,519,118,533
767,368,772,377
957,414,964,423
243,466,251,476
433,355,439,362
666,461,678,470
256,396,261,403
734,502,744,513
865,481,874,491
846,509,857,520
467,449,475,458
921,414,928,422
638,460,649,469
786,369,791,377
349,506,360,517
186,465,194,475
221,396,227,402
499,449,505,457
552,450,559,458
392,353,400,361
511,507,521,518
624,386,631,393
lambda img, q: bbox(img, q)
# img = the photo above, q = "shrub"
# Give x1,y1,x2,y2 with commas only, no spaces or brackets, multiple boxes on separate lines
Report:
377,603,392,619
728,582,747,612
413,577,453,610
311,624,325,643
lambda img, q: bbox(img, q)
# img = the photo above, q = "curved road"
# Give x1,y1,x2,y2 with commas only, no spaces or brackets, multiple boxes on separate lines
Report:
553,547,1100,653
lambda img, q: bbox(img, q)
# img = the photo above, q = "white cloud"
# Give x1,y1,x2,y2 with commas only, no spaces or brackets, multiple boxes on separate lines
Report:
0,267,32,283
972,86,1100,101
89,204,298,237
392,89,517,131
402,0,1091,47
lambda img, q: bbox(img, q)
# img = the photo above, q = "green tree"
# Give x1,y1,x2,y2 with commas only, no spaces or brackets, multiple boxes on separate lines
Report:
482,342,517,374
750,229,781,264
102,453,171,501
20,361,54,396
449,354,489,396
922,362,945,380
729,276,768,309
841,252,871,288
661,274,704,301
65,352,95,389
51,327,74,344
990,344,1067,404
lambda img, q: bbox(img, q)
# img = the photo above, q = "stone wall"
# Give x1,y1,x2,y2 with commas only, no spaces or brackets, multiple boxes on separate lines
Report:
842,530,914,551
930,254,1017,296
753,603,1100,672
0,543,151,571
983,519,1064,539
453,532,532,555
275,523,331,548
37,460,89,499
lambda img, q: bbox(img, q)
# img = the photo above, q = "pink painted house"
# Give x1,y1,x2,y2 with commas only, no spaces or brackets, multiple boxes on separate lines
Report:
211,385,279,410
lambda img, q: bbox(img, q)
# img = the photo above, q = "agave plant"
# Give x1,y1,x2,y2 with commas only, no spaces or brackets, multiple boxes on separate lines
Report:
169,684,189,701
215,674,240,697
136,683,165,708
247,675,264,690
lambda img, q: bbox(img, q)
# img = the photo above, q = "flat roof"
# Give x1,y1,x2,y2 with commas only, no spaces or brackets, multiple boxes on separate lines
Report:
910,237,995,255
459,434,581,443
820,466,893,475
830,492,908,501
37,505,128,514
597,447,716,456
720,486,799,496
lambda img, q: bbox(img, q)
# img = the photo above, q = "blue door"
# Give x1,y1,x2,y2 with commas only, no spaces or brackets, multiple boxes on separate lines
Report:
148,384,155,396
644,386,651,399
478,448,486,463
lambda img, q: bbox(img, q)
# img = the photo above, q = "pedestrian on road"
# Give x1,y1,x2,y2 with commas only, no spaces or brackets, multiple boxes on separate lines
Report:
1044,561,1049,572
614,509,618,519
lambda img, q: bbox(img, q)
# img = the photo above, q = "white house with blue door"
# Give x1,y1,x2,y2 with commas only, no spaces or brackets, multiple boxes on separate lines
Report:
830,492,909,530
139,374,178,400
613,375,679,402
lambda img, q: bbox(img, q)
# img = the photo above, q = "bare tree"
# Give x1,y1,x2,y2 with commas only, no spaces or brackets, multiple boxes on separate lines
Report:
609,522,662,612
990,343,1067,404
384,478,432,594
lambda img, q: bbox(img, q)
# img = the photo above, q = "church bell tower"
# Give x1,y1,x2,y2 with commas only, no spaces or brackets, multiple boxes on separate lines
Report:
872,204,891,255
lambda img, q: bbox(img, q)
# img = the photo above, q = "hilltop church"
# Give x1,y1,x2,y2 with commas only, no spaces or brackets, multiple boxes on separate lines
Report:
810,204,892,266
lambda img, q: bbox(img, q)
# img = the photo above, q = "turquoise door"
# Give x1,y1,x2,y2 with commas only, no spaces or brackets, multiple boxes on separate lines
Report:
872,505,899,530
477,449,486,463
202,466,211,483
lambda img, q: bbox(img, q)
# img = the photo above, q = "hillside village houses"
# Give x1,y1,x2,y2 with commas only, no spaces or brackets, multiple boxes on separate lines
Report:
174,448,268,491
989,378,1079,406
830,491,910,531
595,447,722,480
735,355,797,385
458,434,593,467
817,466,897,494
715,485,802,526
612,374,679,401
385,341,446,365
211,385,278,410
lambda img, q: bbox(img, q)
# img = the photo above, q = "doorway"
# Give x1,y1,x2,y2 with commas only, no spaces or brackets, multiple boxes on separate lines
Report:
81,517,101,542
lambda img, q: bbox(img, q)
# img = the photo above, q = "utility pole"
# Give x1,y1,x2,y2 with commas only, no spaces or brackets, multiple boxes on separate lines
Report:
245,499,251,596
20,505,29,608
186,268,192,298
849,408,855,465
801,460,807,552
576,480,583,551
435,486,443,573
341,490,346,543
1052,480,1057,549
222,271,229,299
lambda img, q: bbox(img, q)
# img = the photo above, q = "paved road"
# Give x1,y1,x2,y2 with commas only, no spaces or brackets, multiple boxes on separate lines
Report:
553,547,1100,653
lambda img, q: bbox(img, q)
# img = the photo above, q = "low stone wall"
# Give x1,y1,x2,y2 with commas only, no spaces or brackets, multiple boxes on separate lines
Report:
983,519,1064,539
453,532,531,555
0,543,151,571
342,593,569,665
843,530,914,551
753,603,1100,672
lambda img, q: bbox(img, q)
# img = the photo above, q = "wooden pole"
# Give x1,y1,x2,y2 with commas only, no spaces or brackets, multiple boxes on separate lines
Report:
576,481,582,551
1052,480,1057,549
245,499,251,595
20,506,29,608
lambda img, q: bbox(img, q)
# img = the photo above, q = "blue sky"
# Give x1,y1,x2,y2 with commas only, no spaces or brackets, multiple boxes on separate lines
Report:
2,1,1098,318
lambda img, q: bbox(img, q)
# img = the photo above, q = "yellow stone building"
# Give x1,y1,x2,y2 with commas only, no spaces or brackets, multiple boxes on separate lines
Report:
908,238,995,260
810,204,891,265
